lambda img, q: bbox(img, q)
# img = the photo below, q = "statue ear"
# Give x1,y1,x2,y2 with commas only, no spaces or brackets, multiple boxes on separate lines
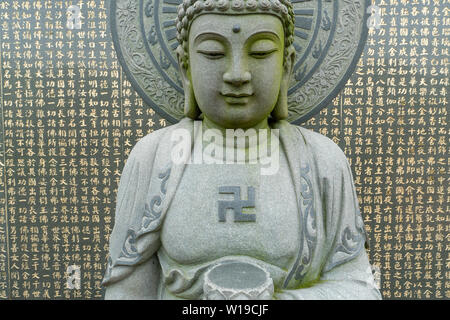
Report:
177,52,201,119
271,46,295,121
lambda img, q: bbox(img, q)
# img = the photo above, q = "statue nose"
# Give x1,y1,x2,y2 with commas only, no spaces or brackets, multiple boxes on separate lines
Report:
223,58,251,86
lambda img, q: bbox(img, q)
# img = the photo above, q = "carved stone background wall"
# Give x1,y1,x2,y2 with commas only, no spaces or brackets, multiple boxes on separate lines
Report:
0,0,448,299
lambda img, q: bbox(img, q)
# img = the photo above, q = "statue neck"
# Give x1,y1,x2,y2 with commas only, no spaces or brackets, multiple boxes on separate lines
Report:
198,116,274,163
201,116,271,133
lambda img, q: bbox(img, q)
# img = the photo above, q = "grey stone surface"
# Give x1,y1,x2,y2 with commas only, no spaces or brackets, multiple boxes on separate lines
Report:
102,118,382,300
103,0,382,300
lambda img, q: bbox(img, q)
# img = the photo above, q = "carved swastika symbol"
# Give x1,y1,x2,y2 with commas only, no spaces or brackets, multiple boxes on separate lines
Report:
218,186,256,222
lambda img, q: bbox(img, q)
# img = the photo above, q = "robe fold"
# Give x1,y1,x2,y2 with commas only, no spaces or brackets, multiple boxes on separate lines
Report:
102,118,381,300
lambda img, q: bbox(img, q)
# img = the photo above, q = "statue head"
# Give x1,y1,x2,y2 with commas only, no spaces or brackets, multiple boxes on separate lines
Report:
175,0,296,129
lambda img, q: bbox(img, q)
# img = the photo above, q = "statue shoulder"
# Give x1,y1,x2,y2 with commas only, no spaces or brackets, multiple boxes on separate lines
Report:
288,123,350,171
128,118,193,162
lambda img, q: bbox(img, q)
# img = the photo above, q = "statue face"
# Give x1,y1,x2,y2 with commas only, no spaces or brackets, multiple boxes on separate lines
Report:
187,14,285,129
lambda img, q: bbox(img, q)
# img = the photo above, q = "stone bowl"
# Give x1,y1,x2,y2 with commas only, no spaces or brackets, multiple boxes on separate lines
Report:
203,261,274,300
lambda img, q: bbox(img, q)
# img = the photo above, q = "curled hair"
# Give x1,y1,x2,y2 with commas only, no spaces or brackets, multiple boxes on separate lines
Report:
176,0,295,69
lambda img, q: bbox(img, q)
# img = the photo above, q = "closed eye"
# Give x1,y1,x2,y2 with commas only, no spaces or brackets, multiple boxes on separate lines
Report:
197,50,225,59
249,49,278,58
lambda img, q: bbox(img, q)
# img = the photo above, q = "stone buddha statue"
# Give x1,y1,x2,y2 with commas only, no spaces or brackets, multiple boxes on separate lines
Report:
102,0,382,300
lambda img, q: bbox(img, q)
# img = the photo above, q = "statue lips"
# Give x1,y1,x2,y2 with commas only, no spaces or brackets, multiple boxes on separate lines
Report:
220,92,254,105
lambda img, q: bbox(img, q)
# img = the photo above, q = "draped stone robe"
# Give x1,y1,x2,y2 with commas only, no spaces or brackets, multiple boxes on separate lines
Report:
102,118,381,300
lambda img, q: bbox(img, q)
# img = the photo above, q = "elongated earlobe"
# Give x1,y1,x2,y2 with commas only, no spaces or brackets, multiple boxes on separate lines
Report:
272,81,289,120
177,51,201,119
271,46,295,121
184,80,201,119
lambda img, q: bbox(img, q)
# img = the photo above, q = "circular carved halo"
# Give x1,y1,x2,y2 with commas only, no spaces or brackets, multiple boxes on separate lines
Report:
110,0,369,124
